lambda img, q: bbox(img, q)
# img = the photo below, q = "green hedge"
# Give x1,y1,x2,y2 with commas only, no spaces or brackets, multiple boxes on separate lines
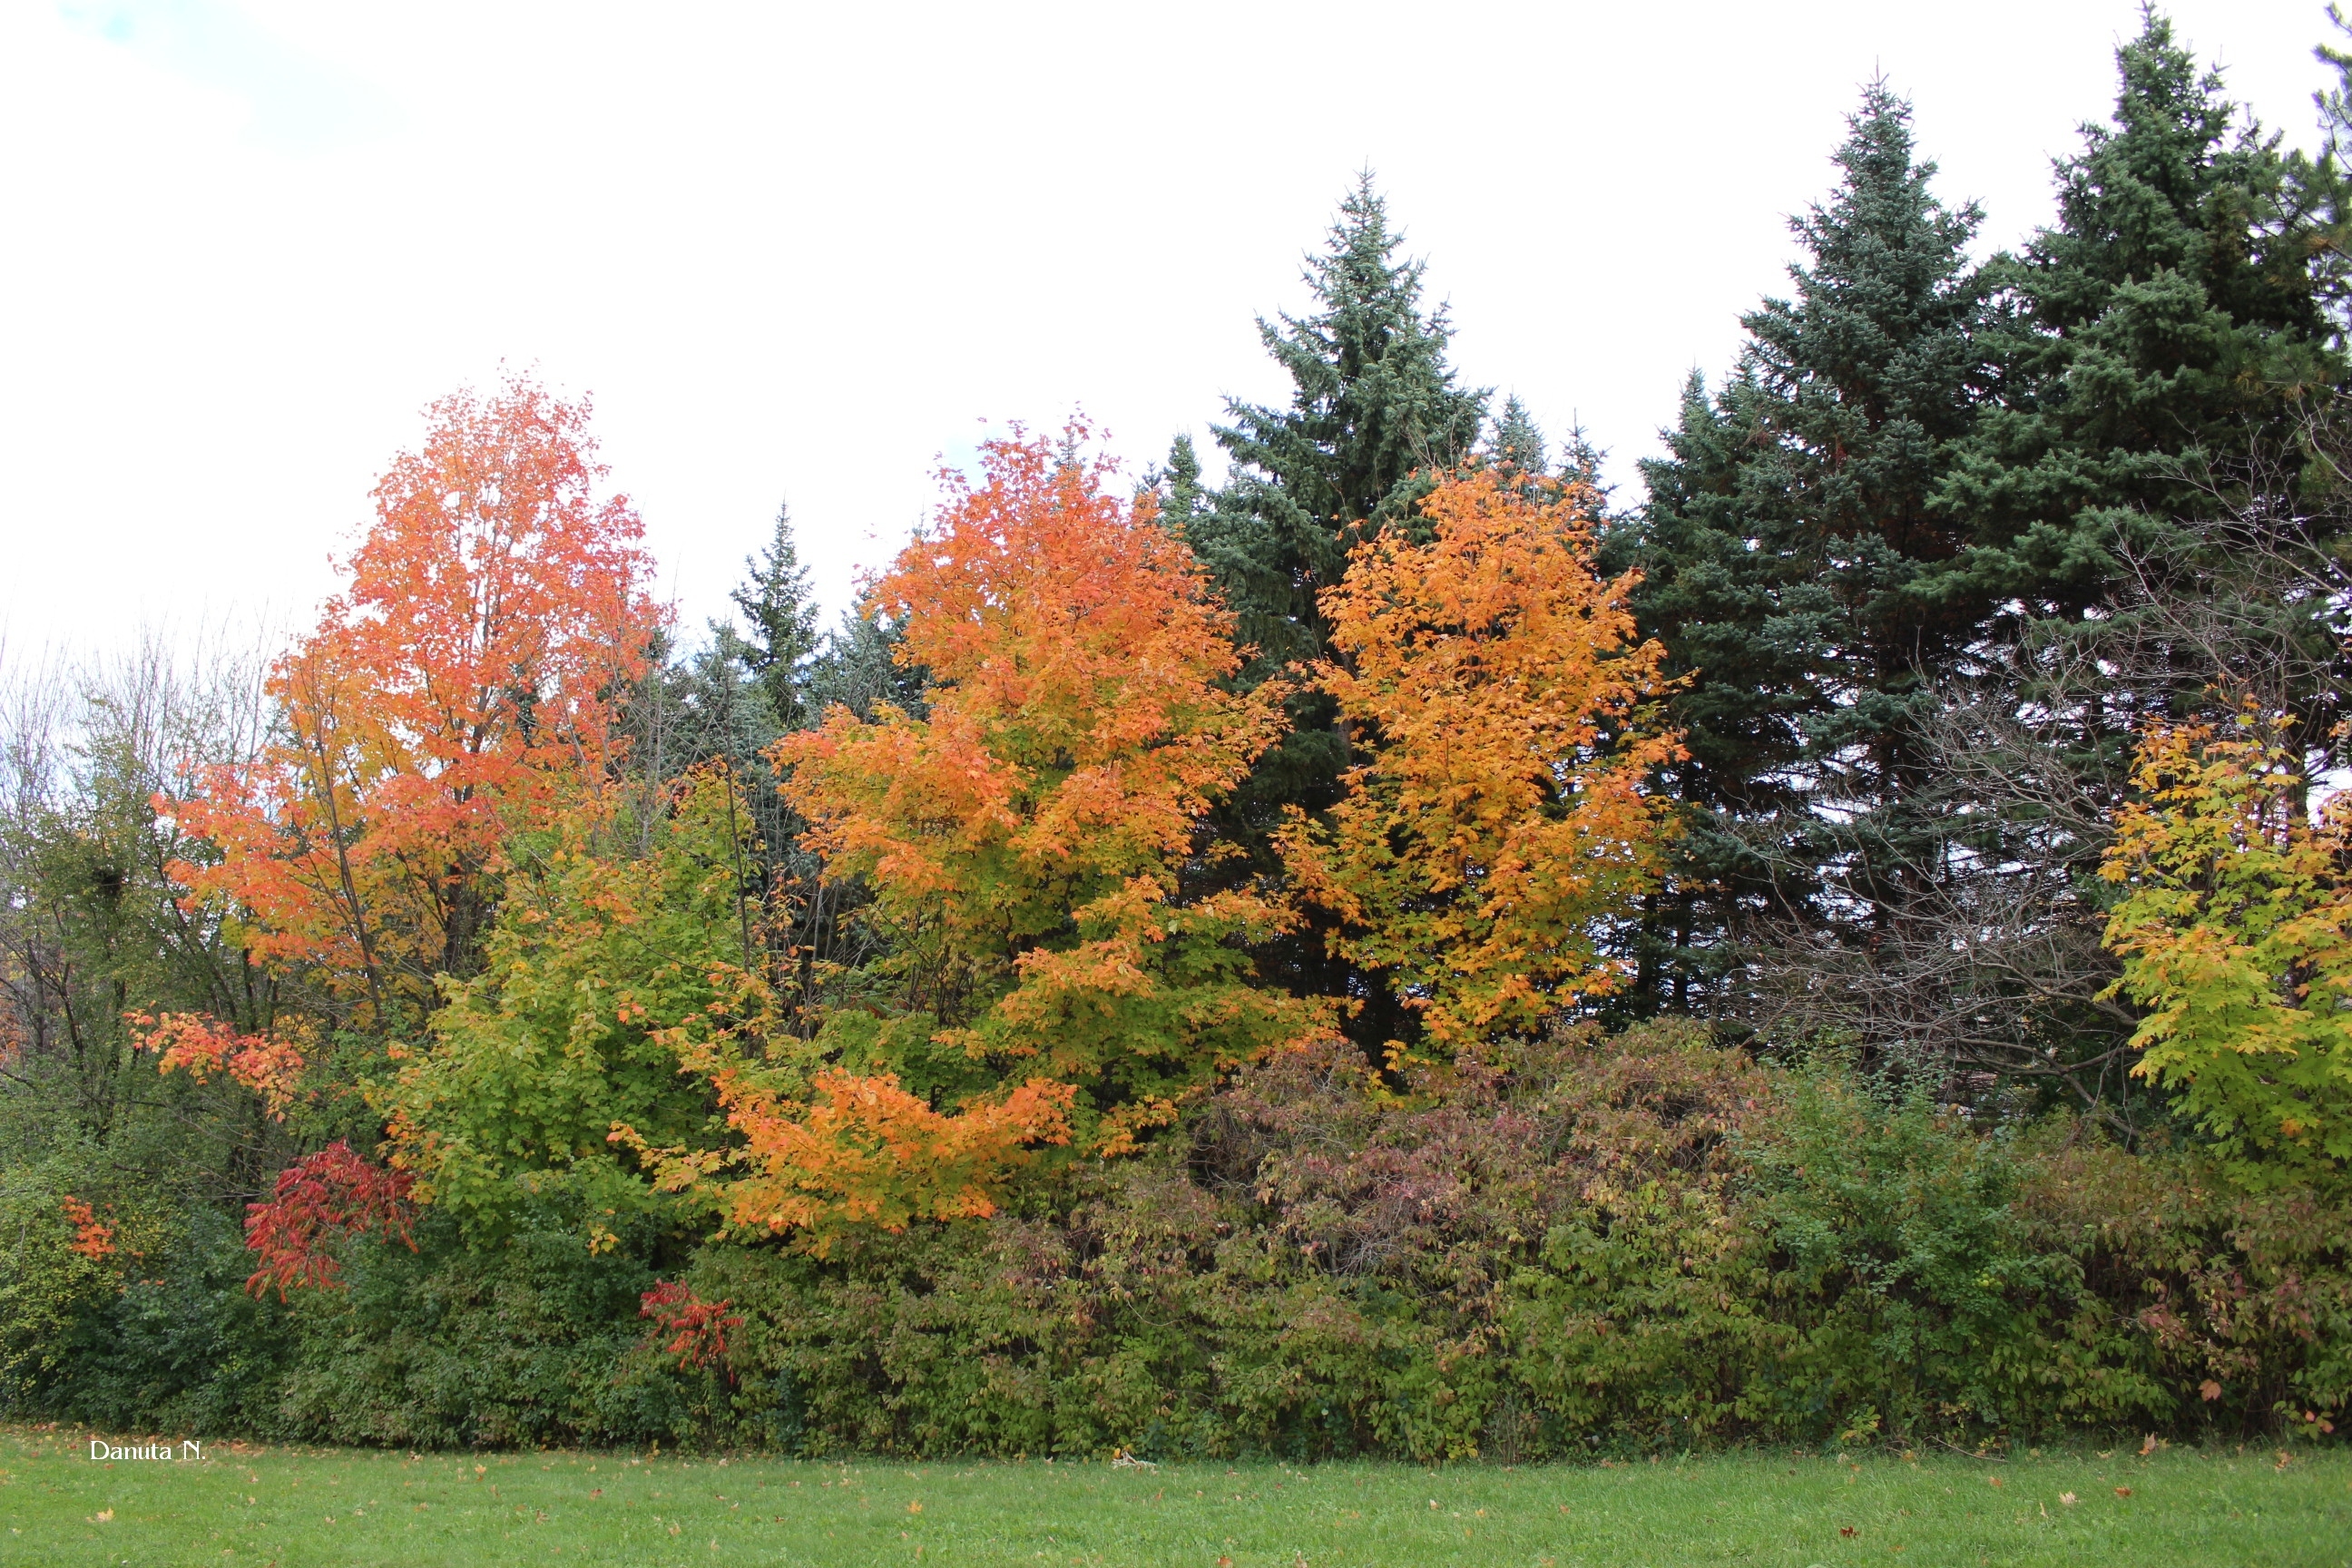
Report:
8,1025,2347,1456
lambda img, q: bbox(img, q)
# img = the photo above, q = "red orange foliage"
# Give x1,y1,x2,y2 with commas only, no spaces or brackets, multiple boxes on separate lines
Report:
128,1012,309,1120
639,1281,744,1375
161,376,662,1027
777,426,1283,953
243,1141,416,1298
60,1196,116,1260
1285,466,1681,1046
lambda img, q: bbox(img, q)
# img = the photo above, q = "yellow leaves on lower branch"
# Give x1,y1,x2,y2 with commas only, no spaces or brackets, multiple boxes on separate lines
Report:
625,1068,1074,1256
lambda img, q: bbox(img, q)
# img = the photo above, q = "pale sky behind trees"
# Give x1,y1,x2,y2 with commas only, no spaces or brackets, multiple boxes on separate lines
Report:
0,0,2330,656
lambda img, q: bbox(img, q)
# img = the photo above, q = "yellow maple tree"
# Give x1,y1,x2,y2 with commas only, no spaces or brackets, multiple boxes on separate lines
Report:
1284,466,1681,1048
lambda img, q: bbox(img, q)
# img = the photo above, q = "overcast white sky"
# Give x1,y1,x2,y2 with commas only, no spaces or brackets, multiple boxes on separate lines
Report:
0,0,2334,659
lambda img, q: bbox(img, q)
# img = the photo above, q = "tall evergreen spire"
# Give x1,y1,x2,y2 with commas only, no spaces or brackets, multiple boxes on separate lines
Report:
1486,394,1548,476
1624,83,1993,1014
1191,174,1490,683
1178,177,1489,1056
1941,9,2337,629
730,502,821,731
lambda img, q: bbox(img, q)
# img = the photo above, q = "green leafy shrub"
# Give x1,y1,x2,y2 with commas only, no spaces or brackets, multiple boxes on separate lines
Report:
8,1025,2344,1456
271,1207,700,1448
44,1206,295,1435
2016,1126,2352,1440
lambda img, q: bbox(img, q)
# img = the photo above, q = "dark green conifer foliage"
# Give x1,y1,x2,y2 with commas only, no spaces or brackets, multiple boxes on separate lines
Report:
802,603,928,724
2298,7,2352,336
1940,10,2337,634
1154,431,1210,538
730,503,822,733
1486,394,1549,476
1179,177,1489,1055
1622,83,1993,1014
1191,174,1490,695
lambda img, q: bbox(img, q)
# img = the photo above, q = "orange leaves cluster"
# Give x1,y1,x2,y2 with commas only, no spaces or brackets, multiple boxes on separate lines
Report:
161,376,662,1026
1286,466,1681,1046
243,1140,416,1298
59,1197,116,1261
779,426,1281,944
128,1012,309,1120
634,1066,1075,1256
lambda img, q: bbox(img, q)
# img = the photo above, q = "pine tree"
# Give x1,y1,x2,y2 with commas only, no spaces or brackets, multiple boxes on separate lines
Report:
1622,83,1994,1014
1154,431,1210,539
730,502,822,732
1191,174,1490,694
1181,177,1491,1054
1486,394,1548,476
802,603,927,724
1940,10,2337,640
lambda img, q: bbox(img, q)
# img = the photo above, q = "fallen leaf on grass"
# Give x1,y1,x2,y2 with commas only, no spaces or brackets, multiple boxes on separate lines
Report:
2114,1487,2132,1498
1839,1526,1857,1537
2060,1493,2077,1505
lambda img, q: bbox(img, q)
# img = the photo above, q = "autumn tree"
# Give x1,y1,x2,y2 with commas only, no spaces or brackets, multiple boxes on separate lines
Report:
1286,466,1681,1049
162,376,662,1036
2101,712,2352,1189
378,769,784,1246
772,425,1318,1160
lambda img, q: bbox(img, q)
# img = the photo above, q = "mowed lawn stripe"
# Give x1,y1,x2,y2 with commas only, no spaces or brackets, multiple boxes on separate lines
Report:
1,1426,2346,1566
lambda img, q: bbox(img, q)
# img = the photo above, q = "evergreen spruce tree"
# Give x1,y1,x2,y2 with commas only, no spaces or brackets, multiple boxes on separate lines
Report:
802,603,928,723
1154,431,1210,538
730,502,823,732
1940,10,2336,642
1486,393,1549,476
1622,83,1994,1014
1191,174,1490,700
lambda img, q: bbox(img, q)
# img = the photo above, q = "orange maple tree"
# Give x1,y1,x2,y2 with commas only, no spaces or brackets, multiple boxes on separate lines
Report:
750,423,1313,1179
1283,465,1681,1047
160,375,662,1031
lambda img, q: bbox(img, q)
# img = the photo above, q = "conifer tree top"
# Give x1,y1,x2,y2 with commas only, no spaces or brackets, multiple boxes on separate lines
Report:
1214,173,1488,535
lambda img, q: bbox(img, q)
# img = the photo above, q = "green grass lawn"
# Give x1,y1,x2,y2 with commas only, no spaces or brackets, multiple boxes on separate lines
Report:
1,1425,2345,1567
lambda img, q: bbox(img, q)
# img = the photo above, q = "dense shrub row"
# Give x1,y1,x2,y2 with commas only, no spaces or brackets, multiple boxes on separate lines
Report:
8,1026,2343,1458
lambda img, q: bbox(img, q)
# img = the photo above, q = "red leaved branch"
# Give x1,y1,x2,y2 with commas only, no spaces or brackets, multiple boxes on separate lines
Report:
244,1141,416,1298
640,1281,743,1377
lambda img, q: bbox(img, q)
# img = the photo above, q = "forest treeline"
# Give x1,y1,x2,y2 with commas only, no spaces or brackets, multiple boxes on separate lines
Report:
6,12,2352,1458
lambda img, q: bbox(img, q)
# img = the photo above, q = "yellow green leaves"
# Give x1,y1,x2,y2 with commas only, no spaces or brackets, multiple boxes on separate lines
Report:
2100,712,2352,1186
